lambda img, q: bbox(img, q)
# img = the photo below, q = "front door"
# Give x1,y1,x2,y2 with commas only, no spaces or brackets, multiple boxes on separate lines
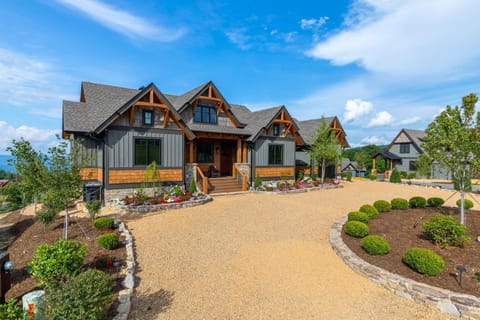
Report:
220,142,235,176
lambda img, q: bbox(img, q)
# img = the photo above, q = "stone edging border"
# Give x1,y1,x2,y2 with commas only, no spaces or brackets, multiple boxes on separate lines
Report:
113,220,136,320
329,216,480,319
113,195,212,214
256,183,344,195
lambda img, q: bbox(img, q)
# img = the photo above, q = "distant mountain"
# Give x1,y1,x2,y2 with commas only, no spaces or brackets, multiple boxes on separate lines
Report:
0,155,13,172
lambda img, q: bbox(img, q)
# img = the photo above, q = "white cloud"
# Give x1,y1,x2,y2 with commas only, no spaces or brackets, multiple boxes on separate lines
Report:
306,0,480,79
55,0,186,42
225,29,252,50
343,99,373,123
367,111,393,127
300,17,329,30
398,116,420,126
0,48,75,118
361,135,389,145
0,121,58,154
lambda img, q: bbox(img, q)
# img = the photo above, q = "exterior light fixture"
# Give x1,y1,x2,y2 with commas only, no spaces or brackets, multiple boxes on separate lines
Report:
456,265,467,287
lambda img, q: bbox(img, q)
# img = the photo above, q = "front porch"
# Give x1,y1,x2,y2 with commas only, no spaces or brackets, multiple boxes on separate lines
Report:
371,151,401,180
185,132,250,194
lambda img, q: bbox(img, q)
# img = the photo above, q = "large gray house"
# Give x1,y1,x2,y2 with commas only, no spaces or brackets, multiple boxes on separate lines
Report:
62,81,349,200
372,128,449,180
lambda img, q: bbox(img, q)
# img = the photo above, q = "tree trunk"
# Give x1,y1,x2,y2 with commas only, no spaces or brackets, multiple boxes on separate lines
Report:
33,194,37,216
460,189,465,225
321,158,326,183
63,206,69,240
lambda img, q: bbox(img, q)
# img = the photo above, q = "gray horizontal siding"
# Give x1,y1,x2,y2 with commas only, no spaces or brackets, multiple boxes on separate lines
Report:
107,128,183,168
255,138,295,166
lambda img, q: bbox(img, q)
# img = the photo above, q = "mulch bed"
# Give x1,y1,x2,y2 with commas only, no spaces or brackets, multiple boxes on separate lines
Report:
342,206,480,297
1,209,126,319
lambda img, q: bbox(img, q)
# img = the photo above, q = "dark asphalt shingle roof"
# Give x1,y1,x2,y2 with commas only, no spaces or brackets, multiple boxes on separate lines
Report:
403,129,426,151
296,117,335,145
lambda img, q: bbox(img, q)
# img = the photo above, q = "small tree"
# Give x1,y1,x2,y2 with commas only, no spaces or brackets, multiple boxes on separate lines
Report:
307,120,342,183
389,168,401,183
7,139,48,215
416,153,433,178
422,93,480,225
142,161,161,193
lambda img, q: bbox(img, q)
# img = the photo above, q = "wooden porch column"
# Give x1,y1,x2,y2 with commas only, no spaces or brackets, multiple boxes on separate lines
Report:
236,138,242,162
189,143,194,163
390,159,393,171
372,158,376,174
242,142,247,162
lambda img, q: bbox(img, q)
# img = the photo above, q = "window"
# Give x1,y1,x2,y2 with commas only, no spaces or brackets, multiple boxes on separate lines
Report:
268,144,283,165
194,106,217,124
399,143,410,153
135,139,161,166
143,110,153,126
197,142,214,163
409,161,417,171
272,124,280,136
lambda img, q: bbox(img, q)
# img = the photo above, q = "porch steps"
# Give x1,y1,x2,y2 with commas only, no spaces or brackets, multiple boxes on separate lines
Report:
209,177,243,194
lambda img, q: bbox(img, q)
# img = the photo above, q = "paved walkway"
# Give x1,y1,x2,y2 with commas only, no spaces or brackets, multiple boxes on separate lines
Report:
127,181,461,319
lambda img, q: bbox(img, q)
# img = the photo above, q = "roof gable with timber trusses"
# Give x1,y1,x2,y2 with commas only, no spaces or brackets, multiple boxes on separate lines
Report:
296,116,350,148
169,81,245,130
62,82,195,140
387,128,426,153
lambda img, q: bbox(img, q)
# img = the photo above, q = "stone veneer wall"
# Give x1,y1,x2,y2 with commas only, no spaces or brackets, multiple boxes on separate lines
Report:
330,216,480,319
185,163,197,187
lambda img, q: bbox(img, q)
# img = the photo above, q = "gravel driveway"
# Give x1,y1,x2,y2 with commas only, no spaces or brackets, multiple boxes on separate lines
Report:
127,180,460,319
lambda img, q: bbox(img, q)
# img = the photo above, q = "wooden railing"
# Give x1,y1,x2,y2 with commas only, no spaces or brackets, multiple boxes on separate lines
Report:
233,164,249,191
196,166,209,194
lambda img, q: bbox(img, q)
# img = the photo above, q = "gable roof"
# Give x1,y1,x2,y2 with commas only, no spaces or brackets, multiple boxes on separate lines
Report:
63,82,195,140
388,128,426,152
296,117,336,145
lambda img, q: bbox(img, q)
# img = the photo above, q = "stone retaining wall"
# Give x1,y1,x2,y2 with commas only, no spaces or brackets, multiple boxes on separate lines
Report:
111,195,212,214
329,216,480,319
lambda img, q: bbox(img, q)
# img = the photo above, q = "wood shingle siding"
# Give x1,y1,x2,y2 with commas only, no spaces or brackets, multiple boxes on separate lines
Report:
108,169,182,184
255,167,294,178
80,168,103,181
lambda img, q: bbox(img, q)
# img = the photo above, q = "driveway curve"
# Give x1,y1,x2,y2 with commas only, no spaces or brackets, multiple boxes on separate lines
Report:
127,181,460,320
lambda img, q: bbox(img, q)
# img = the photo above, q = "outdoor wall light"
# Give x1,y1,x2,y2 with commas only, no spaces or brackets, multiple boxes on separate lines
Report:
2,260,13,273
456,265,466,287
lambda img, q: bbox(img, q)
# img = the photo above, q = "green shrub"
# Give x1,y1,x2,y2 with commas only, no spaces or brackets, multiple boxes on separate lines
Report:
368,173,376,180
427,197,444,207
98,232,119,250
409,196,427,208
254,175,262,190
188,179,198,194
46,269,113,320
373,200,391,213
391,198,409,210
344,221,369,238
456,198,474,209
93,217,114,230
403,248,445,276
359,204,379,219
400,171,408,179
407,172,416,179
389,169,401,183
347,211,369,224
86,200,102,220
344,171,352,182
29,239,87,289
361,235,391,255
0,299,26,320
35,207,58,230
423,214,470,247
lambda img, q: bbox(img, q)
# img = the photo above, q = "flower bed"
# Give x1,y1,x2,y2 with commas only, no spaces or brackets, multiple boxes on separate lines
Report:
258,179,343,194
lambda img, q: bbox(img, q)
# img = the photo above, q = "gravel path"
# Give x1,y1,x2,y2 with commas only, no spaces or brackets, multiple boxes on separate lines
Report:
127,181,462,319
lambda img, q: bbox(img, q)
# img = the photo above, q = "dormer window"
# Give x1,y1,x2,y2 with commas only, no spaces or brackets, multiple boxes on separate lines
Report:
143,110,153,126
194,106,217,124
273,124,280,136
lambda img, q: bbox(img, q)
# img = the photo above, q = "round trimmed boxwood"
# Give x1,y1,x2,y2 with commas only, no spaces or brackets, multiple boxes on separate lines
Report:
391,198,409,210
361,235,390,255
344,221,369,238
403,248,445,276
93,217,114,230
409,196,427,208
373,200,391,213
359,204,379,219
347,211,369,224
456,198,474,209
98,232,119,250
427,197,444,207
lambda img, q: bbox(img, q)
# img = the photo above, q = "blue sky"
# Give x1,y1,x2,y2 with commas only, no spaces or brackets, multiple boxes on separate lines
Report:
1,0,479,154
